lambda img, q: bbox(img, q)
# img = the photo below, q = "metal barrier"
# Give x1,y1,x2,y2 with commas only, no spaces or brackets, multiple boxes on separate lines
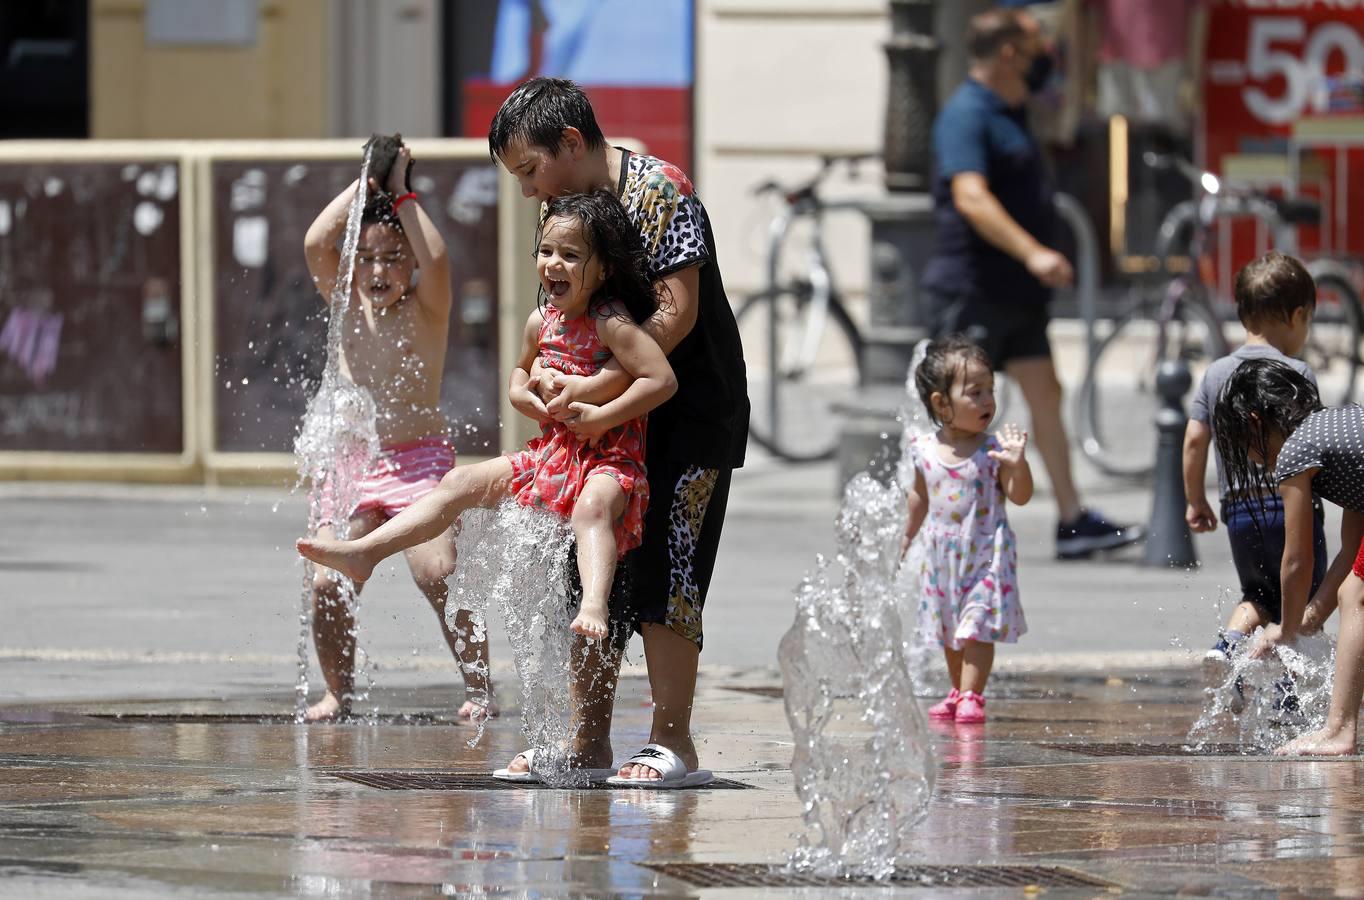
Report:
1052,192,1101,368
0,139,537,483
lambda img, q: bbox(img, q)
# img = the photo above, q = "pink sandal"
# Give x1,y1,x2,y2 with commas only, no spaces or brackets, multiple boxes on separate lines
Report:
928,688,961,720
954,691,986,724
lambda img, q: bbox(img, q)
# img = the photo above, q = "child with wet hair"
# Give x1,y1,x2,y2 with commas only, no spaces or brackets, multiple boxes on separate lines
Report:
899,335,1033,724
1214,358,1364,755
298,189,675,655
1183,251,1327,707
300,144,495,722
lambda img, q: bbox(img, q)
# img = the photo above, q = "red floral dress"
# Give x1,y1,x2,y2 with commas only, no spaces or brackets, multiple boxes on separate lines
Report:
506,305,649,556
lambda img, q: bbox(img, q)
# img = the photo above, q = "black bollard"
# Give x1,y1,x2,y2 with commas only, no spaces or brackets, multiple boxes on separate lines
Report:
1143,359,1198,568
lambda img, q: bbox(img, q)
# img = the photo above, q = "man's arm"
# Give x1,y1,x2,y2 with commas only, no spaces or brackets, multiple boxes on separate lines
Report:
303,179,359,302
951,172,1073,288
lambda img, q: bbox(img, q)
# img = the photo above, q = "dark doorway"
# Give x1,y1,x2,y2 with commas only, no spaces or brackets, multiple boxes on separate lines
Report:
0,0,89,138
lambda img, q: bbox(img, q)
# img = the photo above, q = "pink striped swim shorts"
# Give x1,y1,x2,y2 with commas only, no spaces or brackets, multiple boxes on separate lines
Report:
321,436,456,523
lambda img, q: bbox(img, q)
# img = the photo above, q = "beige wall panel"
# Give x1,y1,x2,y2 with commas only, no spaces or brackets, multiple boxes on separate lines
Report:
91,0,329,139
698,16,888,153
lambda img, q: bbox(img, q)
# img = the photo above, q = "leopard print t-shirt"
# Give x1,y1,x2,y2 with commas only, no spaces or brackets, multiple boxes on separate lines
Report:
616,150,748,470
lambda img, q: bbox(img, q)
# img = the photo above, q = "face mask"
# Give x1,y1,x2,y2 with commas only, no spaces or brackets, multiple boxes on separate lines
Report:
1025,52,1054,94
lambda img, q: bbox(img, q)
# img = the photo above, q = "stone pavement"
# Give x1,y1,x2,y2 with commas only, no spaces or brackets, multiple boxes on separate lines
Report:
1,666,1362,896
1,449,1360,895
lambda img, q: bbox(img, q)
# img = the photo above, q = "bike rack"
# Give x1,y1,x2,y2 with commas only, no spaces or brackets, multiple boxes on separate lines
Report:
1053,193,1101,369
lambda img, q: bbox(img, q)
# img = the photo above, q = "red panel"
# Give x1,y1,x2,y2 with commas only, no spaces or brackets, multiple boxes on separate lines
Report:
1201,0,1364,292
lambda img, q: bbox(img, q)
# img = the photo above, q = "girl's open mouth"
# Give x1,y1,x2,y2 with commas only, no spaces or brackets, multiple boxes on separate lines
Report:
549,279,570,297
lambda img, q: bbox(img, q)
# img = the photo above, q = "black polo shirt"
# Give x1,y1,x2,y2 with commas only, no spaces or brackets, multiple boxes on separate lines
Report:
921,78,1056,307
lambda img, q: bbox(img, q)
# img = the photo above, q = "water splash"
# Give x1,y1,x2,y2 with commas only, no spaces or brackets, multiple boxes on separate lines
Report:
779,473,936,880
293,146,381,721
893,340,947,692
1188,628,1336,751
446,503,604,784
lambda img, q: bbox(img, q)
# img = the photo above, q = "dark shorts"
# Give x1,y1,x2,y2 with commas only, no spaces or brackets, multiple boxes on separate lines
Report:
927,290,1051,369
566,456,731,653
1223,495,1327,622
618,455,732,652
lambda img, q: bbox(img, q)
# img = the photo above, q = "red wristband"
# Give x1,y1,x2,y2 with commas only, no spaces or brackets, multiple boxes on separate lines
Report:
393,191,417,212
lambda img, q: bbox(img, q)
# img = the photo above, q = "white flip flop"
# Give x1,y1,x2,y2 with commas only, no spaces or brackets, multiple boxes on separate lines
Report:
605,743,714,789
491,748,615,785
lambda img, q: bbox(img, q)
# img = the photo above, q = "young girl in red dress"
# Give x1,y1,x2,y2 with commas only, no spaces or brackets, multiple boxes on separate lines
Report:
297,189,676,640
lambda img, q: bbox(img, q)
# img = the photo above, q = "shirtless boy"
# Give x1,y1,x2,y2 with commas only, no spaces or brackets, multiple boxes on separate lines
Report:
301,145,495,721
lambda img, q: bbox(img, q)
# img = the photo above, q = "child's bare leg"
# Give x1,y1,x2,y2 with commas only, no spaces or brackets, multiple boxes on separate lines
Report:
297,458,516,581
307,512,383,721
943,646,964,691
960,640,995,695
403,528,498,720
568,475,627,640
1277,575,1364,756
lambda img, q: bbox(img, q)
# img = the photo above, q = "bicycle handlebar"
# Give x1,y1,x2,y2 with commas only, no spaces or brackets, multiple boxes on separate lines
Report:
750,153,880,201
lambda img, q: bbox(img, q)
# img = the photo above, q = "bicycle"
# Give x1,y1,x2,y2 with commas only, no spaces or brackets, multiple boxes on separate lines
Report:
735,154,871,462
1076,152,1363,479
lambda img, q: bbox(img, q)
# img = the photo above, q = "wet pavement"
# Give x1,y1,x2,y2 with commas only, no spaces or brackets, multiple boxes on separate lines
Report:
2,666,1362,897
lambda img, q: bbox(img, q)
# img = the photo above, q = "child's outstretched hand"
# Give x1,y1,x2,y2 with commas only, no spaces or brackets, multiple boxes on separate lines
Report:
987,423,1028,467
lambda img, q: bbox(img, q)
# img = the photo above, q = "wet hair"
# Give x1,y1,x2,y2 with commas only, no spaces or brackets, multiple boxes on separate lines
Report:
360,192,404,233
966,9,1028,62
1213,358,1321,513
537,189,659,325
1234,251,1316,328
488,77,607,162
914,335,994,426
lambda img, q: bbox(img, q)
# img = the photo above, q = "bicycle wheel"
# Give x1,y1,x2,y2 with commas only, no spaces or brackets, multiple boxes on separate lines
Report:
735,284,863,462
1302,268,1363,407
1076,283,1226,479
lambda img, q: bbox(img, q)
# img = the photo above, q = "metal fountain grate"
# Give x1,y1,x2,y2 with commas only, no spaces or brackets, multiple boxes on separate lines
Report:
642,862,1119,889
1043,741,1261,757
87,712,448,725
328,771,753,791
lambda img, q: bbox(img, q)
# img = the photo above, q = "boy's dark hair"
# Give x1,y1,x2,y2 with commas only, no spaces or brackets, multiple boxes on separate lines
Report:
488,77,607,161
361,192,403,232
1213,358,1322,516
1234,251,1315,328
914,335,994,425
537,189,659,325
966,9,1027,63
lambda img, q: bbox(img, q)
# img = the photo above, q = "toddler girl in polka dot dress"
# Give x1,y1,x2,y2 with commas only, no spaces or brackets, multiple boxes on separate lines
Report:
1215,357,1364,756
899,336,1033,724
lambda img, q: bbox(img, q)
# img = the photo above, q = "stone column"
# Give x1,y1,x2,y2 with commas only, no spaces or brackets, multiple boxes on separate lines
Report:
835,0,940,486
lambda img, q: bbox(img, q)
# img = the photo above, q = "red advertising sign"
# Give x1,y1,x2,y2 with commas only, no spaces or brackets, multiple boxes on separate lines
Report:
1202,0,1364,267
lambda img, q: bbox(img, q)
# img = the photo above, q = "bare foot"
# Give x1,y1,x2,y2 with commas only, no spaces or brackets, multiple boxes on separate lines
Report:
570,600,609,640
1275,727,1358,756
304,691,349,722
297,536,375,584
457,694,500,721
617,737,698,781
